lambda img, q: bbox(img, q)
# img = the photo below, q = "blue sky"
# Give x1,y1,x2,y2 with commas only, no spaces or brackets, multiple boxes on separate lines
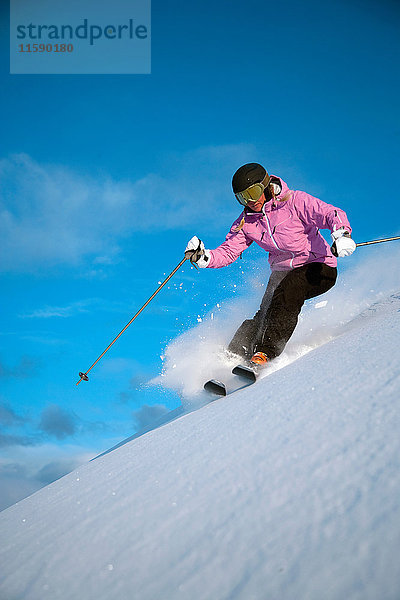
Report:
1,0,400,510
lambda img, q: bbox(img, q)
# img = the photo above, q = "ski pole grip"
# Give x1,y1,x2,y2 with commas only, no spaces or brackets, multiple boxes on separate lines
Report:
184,239,204,264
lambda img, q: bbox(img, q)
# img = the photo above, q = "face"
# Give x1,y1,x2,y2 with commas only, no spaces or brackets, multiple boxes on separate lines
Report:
246,192,267,212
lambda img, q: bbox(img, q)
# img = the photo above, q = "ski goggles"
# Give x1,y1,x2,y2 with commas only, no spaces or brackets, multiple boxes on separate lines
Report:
234,172,271,206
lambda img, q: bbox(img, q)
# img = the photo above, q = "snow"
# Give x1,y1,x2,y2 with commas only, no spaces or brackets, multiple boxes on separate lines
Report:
1,290,400,599
153,245,400,402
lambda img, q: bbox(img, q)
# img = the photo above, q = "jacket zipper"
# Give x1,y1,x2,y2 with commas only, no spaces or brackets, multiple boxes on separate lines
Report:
334,210,343,225
263,214,295,268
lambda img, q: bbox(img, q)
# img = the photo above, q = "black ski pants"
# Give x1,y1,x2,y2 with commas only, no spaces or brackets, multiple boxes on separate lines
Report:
228,262,337,360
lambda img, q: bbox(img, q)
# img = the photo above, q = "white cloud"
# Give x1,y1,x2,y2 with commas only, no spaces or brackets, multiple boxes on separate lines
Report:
20,299,97,319
19,297,136,320
0,153,133,272
0,145,255,272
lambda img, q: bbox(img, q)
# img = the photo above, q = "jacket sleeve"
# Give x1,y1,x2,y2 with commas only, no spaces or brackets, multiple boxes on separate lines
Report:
207,216,253,268
294,190,352,234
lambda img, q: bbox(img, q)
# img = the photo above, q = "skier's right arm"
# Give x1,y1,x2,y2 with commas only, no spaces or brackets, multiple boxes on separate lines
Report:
197,216,253,269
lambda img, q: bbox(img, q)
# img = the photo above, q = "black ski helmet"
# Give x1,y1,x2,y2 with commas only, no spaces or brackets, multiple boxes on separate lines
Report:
232,163,269,194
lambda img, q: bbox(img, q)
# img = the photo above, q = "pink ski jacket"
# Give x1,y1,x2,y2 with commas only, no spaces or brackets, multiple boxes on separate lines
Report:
207,177,352,272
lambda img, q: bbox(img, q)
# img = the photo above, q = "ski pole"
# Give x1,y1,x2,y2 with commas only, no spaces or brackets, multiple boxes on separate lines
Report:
356,235,400,248
76,254,190,386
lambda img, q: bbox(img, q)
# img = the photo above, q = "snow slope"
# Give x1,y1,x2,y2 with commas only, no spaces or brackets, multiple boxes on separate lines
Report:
1,293,400,600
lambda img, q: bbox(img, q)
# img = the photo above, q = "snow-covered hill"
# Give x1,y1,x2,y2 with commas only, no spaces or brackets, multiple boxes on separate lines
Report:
1,293,400,600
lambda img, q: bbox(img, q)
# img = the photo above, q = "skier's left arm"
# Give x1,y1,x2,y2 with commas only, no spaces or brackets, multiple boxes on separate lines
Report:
295,190,356,257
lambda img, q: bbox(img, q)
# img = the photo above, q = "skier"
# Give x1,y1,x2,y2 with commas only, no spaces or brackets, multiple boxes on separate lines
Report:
185,163,356,368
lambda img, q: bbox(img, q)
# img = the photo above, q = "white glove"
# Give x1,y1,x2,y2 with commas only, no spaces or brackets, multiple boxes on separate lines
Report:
331,227,356,257
185,236,211,268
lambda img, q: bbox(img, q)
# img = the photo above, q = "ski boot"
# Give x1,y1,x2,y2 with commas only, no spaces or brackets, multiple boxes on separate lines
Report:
250,351,269,367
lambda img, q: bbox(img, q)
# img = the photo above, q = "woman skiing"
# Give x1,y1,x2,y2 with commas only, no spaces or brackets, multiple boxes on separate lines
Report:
185,163,356,367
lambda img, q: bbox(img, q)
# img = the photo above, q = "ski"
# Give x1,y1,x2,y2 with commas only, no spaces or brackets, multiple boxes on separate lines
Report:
232,364,258,382
203,379,227,397
204,364,259,397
